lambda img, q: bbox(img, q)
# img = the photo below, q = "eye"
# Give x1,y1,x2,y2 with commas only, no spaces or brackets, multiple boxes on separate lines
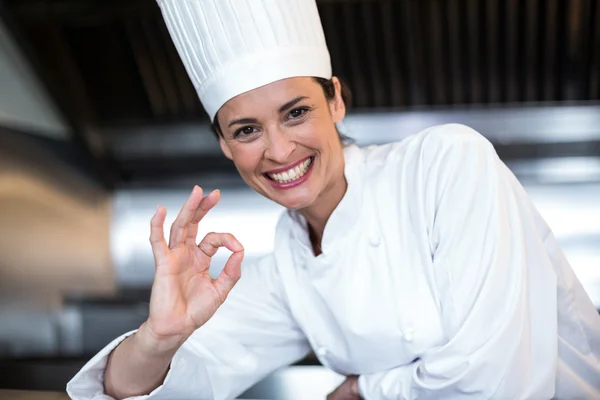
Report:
234,126,258,139
288,107,310,120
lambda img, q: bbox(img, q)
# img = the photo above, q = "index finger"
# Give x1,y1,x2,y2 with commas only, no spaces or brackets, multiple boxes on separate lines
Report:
186,190,220,245
192,189,220,224
169,185,203,247
149,205,169,265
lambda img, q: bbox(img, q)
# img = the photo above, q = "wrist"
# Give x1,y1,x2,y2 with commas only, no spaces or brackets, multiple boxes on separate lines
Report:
135,322,189,357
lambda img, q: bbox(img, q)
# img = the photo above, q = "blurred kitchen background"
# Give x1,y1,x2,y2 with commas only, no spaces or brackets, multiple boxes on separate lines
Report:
0,0,599,397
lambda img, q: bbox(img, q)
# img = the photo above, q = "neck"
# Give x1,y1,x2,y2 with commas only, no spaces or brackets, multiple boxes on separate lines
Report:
299,167,347,253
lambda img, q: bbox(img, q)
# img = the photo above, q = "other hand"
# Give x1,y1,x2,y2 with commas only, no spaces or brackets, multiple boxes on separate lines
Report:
327,376,362,400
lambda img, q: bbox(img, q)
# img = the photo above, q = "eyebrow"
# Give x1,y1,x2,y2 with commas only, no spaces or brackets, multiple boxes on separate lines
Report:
228,117,258,128
227,96,309,128
278,96,308,113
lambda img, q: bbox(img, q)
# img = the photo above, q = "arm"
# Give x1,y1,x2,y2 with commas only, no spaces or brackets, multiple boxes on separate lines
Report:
67,256,310,400
67,255,309,400
359,125,558,399
67,187,310,400
103,323,182,398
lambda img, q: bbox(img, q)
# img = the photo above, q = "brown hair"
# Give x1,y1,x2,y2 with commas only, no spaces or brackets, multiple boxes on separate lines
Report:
211,77,353,144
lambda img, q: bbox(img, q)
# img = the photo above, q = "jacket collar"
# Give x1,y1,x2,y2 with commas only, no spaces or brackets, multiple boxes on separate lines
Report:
286,144,365,256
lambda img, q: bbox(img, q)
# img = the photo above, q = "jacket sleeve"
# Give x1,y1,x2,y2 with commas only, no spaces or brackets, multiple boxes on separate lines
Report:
359,124,558,399
66,254,311,400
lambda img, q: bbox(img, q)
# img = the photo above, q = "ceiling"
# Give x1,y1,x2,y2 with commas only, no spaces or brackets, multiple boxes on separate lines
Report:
1,0,600,188
0,20,68,139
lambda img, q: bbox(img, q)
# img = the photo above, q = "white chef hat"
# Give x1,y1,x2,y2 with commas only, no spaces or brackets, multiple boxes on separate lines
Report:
156,0,332,121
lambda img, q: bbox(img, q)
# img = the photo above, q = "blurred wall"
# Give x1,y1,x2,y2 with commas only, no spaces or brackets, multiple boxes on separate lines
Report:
0,131,115,356
0,132,115,302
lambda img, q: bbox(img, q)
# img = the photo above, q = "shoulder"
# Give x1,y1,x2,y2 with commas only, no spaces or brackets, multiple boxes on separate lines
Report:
360,123,495,175
388,123,492,158
415,123,494,159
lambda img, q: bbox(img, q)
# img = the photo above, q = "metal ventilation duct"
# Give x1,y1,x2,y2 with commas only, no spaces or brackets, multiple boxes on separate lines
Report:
5,0,600,126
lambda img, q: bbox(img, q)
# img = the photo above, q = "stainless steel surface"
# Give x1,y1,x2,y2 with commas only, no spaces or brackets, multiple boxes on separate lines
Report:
0,21,68,138
0,364,343,399
506,157,600,184
107,105,600,160
239,366,345,400
110,180,600,307
1,0,599,393
111,187,285,287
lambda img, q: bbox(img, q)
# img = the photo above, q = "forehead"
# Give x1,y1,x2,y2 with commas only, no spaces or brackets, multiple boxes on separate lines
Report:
218,77,322,119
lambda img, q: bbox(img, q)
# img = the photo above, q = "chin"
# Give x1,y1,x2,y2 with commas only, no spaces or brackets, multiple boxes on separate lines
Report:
272,190,317,210
280,198,311,210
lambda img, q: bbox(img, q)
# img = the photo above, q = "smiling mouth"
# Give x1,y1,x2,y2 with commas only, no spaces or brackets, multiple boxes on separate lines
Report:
265,156,314,184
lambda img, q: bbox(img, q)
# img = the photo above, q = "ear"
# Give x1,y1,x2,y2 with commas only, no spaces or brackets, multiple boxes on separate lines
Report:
219,136,233,160
329,76,346,124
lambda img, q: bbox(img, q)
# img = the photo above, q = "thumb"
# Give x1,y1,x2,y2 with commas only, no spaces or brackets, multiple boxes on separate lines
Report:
213,250,244,300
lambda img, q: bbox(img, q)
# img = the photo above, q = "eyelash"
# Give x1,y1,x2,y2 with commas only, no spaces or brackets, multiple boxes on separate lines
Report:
288,106,310,120
233,107,311,139
234,126,257,139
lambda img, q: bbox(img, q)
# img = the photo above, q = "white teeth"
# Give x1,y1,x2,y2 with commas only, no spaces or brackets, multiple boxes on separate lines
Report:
268,157,313,183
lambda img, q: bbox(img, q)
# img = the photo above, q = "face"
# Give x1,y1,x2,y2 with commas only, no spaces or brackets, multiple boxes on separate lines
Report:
217,77,346,210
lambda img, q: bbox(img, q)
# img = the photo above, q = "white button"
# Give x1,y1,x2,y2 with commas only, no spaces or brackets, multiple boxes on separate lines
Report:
403,328,416,343
370,235,381,247
316,347,328,357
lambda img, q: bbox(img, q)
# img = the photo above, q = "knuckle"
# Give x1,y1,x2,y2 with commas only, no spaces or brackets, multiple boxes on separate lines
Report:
205,231,217,239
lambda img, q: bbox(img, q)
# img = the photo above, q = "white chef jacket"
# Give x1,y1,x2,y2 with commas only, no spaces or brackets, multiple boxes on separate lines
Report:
67,124,600,399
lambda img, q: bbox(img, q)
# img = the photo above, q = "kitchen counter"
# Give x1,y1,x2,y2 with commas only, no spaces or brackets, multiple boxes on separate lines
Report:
0,390,69,400
0,364,343,400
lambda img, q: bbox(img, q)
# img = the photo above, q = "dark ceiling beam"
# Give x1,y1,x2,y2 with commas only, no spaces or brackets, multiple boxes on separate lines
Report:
495,140,600,161
118,154,238,184
6,0,155,25
6,0,373,26
0,0,121,189
124,18,169,118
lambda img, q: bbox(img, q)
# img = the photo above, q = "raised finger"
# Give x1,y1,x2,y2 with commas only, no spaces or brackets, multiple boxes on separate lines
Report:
169,185,203,247
186,190,220,245
149,205,169,266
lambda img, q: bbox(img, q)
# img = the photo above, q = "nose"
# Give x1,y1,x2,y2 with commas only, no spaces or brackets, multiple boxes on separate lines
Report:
264,126,295,164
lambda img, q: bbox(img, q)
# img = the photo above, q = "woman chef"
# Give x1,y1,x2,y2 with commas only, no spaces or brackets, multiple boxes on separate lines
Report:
67,0,600,399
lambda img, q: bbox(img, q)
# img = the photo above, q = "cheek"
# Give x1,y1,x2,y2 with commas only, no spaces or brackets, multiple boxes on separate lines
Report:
293,118,336,147
230,146,263,175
